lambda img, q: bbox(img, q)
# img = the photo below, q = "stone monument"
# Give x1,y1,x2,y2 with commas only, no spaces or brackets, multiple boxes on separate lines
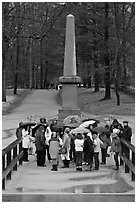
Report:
58,14,81,120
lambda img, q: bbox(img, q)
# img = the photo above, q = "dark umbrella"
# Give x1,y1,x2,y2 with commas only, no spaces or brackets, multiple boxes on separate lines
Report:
20,122,36,128
82,118,100,124
50,120,63,132
92,126,110,134
32,123,47,137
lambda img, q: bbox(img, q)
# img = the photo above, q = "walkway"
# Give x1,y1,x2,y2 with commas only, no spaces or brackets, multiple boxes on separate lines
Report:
2,89,135,202
2,154,135,202
2,90,61,148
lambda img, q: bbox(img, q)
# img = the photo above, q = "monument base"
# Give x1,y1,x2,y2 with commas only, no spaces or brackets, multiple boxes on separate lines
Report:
58,109,81,120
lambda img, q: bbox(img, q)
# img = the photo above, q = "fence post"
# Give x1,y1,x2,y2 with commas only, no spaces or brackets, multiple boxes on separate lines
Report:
13,146,17,171
7,151,11,180
120,142,124,166
2,155,5,190
131,151,135,181
19,141,23,165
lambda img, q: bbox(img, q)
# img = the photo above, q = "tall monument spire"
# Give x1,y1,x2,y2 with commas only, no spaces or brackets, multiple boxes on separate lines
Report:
64,14,76,76
58,14,81,120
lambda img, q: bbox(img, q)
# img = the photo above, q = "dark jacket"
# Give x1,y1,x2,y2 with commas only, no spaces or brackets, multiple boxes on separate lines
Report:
35,130,46,151
16,127,23,138
83,136,94,153
122,126,132,142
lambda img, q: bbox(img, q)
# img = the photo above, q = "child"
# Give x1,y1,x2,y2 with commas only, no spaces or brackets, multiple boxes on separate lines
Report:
49,132,60,171
92,131,103,170
74,133,84,171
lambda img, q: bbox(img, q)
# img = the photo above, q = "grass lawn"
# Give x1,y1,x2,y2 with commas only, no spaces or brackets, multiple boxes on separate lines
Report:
78,88,135,116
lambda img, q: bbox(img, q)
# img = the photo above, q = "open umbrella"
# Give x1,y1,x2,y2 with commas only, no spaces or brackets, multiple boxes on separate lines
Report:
20,122,36,128
63,115,82,128
50,120,63,132
79,120,99,128
82,118,100,123
32,123,48,137
92,126,110,134
70,127,90,134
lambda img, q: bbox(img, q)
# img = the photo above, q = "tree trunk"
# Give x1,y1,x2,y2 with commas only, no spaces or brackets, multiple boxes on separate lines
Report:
2,38,7,102
122,5,127,93
29,37,33,89
40,38,43,89
14,38,19,95
2,66,6,102
104,2,111,100
44,60,48,89
115,52,120,106
115,78,120,106
94,72,99,92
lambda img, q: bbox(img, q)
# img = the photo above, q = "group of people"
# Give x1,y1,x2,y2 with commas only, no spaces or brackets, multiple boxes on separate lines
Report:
16,118,132,172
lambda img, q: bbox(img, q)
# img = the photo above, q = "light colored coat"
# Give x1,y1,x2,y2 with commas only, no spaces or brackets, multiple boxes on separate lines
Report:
49,138,59,159
22,130,29,148
75,139,84,152
93,137,103,153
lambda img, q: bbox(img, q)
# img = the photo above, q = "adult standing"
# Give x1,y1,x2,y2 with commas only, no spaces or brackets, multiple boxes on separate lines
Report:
92,131,103,170
121,121,132,158
49,132,60,171
35,126,47,167
61,127,71,168
83,133,94,171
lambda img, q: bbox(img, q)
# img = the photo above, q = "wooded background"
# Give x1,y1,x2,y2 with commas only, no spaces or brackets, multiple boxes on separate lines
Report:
2,2,135,104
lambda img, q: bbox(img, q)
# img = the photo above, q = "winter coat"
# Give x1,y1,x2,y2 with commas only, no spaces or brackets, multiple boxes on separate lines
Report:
83,136,94,153
45,126,52,145
75,139,84,152
122,126,132,142
22,130,30,148
35,130,46,151
16,127,23,138
49,137,59,159
100,134,110,149
62,133,70,151
93,137,103,153
111,135,121,153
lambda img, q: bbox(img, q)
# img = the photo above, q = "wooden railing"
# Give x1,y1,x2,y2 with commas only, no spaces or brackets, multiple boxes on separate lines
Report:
2,138,23,190
120,138,135,181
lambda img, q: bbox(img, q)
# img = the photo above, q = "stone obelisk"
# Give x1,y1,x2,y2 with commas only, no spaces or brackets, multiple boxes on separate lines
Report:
58,14,81,120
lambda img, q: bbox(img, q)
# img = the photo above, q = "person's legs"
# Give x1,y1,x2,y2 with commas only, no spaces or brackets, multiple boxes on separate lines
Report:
79,152,83,171
114,152,119,169
101,148,106,164
23,148,29,161
75,152,79,170
46,145,51,162
94,153,99,170
37,151,41,166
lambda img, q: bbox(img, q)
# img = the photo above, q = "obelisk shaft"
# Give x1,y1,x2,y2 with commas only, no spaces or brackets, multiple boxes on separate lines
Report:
64,14,76,76
58,14,81,119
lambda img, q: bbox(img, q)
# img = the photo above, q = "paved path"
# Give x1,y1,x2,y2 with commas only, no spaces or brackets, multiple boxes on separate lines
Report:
3,155,135,201
2,89,135,148
2,90,61,148
2,89,135,202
